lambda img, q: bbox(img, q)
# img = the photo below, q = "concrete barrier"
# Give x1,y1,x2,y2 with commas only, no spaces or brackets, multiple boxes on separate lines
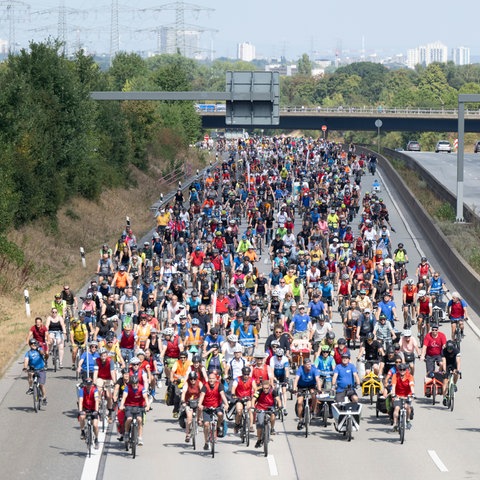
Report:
359,147,480,320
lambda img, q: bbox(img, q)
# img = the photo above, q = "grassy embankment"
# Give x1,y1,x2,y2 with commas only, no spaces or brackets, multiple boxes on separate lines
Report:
0,149,210,375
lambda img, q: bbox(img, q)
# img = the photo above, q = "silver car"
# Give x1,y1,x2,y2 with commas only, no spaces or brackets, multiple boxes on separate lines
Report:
435,141,452,153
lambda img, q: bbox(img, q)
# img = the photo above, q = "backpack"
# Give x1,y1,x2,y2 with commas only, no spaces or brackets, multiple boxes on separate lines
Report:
165,383,175,406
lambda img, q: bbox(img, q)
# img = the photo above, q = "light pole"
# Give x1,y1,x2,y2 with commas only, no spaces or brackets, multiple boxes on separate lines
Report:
375,119,383,154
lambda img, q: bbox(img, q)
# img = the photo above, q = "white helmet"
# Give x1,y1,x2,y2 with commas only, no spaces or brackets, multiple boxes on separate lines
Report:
418,290,426,297
406,278,414,285
163,328,174,336
233,344,243,353
227,334,238,342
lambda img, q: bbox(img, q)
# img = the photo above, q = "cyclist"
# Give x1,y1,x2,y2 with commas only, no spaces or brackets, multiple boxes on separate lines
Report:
77,341,100,381
420,323,447,376
292,358,322,430
46,307,67,369
253,379,282,447
198,372,230,451
416,256,434,286
399,330,421,375
93,347,117,422
428,272,448,302
376,292,398,328
315,344,336,391
357,332,383,376
332,351,361,403
181,371,204,443
78,378,100,449
290,304,312,339
390,363,414,432
27,317,48,358
374,314,397,350
402,279,417,329
23,339,47,404
60,285,78,320
113,368,130,441
441,340,461,405
170,351,192,418
269,347,290,415
231,366,256,434
119,374,149,446
310,316,333,358
447,292,468,340
393,243,408,273
416,290,432,337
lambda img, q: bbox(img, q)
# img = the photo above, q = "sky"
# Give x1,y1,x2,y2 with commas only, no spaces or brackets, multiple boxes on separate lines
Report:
3,0,479,60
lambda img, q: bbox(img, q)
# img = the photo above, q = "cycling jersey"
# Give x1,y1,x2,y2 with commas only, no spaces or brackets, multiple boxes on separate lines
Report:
25,349,46,370
269,355,289,380
296,365,320,388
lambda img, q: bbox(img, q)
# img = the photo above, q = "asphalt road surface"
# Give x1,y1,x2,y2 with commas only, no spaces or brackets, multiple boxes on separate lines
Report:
406,151,480,213
1,167,480,479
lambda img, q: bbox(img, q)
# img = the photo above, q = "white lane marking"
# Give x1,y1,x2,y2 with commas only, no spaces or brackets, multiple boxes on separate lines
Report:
267,454,279,476
428,450,448,472
377,169,425,257
80,430,107,480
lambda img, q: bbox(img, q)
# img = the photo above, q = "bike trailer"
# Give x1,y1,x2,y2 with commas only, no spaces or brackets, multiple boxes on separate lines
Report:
376,395,388,414
332,402,362,432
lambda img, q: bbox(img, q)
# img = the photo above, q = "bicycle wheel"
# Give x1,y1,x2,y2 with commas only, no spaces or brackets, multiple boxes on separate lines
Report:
100,396,107,433
86,423,92,458
304,404,310,438
449,381,455,412
322,403,328,427
399,410,405,444
192,416,197,450
432,383,436,406
244,412,250,447
455,327,462,352
370,386,374,405
131,422,137,459
33,382,39,413
346,416,352,442
210,421,216,459
53,347,58,373
263,420,270,457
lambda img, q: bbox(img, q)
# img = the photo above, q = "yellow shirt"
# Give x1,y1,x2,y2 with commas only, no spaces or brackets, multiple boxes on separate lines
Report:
70,323,88,345
156,212,170,227
283,273,297,286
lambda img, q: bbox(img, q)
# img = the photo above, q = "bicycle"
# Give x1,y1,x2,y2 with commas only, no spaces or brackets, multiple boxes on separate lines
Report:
125,407,142,459
445,371,461,412
394,262,407,290
51,341,60,372
298,388,314,438
453,322,463,352
84,412,94,458
29,369,43,413
361,370,382,405
236,397,251,447
74,345,85,381
316,389,335,427
396,396,413,444
187,399,199,450
204,407,218,458
404,303,415,329
98,387,108,433
254,408,275,457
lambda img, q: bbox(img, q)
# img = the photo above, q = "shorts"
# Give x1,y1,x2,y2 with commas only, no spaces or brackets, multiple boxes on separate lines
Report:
49,331,64,341
96,378,114,389
449,317,464,323
293,331,309,340
321,297,333,307
255,410,274,428
335,388,357,403
32,369,46,385
191,266,200,275
79,409,99,421
125,406,145,420
274,373,286,383
202,407,223,423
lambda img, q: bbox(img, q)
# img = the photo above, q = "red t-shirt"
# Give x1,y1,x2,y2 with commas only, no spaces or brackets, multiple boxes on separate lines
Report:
392,372,414,397
423,332,447,356
30,325,48,344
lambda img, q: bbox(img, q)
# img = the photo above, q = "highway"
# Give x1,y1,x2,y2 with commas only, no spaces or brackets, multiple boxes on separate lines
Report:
1,165,480,479
405,151,480,213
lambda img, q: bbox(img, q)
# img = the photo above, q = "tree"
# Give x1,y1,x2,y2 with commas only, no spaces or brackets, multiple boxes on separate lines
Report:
297,54,312,76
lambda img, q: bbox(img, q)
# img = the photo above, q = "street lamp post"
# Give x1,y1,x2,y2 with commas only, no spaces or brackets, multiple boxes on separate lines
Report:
375,119,383,154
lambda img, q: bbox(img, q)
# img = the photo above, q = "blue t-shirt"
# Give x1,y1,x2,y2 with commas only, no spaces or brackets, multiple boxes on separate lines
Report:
25,349,46,370
80,351,99,373
308,300,325,317
292,313,310,332
378,300,396,321
333,362,358,392
296,365,320,388
319,283,334,298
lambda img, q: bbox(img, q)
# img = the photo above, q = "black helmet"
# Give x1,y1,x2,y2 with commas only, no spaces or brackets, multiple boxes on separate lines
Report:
241,366,251,376
129,374,140,384
337,337,347,345
327,332,335,340
192,355,201,363
366,332,374,340
397,243,404,248
29,338,38,345
84,377,94,386
121,367,129,374
445,340,455,351
386,346,395,355
188,371,198,380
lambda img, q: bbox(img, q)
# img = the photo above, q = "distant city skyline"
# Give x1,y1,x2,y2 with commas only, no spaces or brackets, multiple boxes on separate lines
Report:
0,0,479,61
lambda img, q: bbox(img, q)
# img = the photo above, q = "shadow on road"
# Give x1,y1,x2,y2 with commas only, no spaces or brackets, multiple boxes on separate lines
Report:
62,409,79,419
8,406,38,413
456,427,480,433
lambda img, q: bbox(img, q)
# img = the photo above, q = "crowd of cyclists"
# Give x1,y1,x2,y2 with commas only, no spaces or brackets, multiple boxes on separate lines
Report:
23,135,467,454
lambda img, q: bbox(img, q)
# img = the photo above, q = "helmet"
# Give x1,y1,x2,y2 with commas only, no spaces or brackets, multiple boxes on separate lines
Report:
337,338,347,345
398,363,408,371
192,355,201,363
137,349,145,356
163,328,174,336
397,243,404,248
321,345,330,352
275,348,285,356
403,330,412,337
272,290,279,297
271,340,281,346
406,278,414,285
341,351,351,358
233,344,243,353
386,346,395,355
130,357,141,365
366,332,375,340
327,332,335,340
210,343,220,349
121,367,129,374
342,273,349,280
418,290,426,297
84,378,94,386
99,348,107,354
188,371,198,381
445,340,455,351
29,338,38,345
90,340,99,347
227,334,238,342
129,375,140,384
421,256,427,262
242,366,251,376
379,314,387,320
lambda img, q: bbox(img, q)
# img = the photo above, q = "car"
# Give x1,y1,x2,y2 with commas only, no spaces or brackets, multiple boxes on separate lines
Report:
474,141,480,153
435,141,452,153
406,141,421,151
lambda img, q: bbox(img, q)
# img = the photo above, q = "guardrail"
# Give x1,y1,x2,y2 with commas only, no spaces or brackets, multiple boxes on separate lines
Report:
359,146,480,320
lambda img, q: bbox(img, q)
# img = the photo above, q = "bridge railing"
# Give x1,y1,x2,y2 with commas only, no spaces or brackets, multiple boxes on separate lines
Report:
279,106,480,115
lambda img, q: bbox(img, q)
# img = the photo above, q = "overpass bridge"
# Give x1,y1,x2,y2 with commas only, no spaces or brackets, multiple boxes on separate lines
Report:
201,106,480,132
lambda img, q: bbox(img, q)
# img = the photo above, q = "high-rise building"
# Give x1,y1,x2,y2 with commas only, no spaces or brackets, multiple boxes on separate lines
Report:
406,41,447,68
159,27,201,58
237,42,256,62
452,46,470,66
